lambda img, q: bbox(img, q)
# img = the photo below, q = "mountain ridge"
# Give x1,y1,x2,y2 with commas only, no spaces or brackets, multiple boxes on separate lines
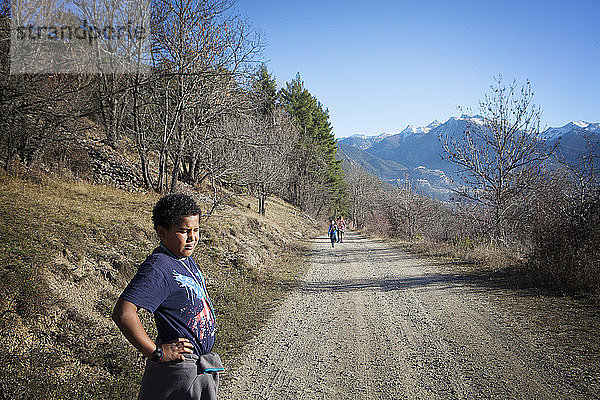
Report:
340,115,597,148
338,117,600,201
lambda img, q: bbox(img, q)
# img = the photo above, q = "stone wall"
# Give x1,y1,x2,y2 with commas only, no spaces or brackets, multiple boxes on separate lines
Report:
83,139,145,191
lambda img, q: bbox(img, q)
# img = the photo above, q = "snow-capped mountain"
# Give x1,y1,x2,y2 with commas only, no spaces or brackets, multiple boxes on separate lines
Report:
340,132,393,150
398,120,442,138
338,117,599,202
343,115,481,150
543,121,600,141
363,116,475,173
545,121,600,165
343,120,443,151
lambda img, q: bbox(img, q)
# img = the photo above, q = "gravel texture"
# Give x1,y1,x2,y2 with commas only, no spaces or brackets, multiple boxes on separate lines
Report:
220,231,600,399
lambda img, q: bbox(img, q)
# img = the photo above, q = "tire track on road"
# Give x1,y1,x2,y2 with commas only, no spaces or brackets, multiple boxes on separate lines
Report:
220,231,599,399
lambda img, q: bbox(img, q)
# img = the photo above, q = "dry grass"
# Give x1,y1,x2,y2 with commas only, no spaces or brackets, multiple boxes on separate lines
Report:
382,232,600,303
374,234,530,294
390,237,520,268
0,170,159,399
0,170,318,399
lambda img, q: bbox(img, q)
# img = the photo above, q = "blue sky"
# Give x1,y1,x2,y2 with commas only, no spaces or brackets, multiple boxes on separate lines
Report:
234,0,600,137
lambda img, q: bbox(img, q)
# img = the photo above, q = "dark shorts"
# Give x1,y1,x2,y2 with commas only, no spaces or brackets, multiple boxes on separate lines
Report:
138,353,220,400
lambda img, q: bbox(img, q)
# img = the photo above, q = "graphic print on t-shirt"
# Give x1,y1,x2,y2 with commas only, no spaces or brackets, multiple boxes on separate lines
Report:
173,270,216,341
173,271,205,304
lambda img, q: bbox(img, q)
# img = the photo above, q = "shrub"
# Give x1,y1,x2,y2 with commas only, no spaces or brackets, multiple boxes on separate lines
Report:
528,197,600,295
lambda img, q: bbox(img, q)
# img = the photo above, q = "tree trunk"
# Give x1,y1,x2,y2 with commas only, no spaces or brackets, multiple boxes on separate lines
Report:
169,71,185,194
258,183,266,215
169,151,181,193
132,73,152,189
157,145,167,194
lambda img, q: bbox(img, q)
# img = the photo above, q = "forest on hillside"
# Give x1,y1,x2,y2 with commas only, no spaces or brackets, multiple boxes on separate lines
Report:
1,0,599,295
0,0,346,218
1,2,348,397
1,0,599,296
0,0,599,398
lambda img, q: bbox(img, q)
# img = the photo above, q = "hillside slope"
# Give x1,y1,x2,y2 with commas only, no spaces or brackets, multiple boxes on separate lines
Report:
0,171,318,399
337,142,408,180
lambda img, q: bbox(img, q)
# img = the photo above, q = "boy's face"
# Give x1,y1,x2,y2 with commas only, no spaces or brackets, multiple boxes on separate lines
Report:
156,215,200,258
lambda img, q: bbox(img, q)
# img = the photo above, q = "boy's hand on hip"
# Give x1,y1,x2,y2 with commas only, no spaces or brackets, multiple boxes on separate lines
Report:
161,338,194,362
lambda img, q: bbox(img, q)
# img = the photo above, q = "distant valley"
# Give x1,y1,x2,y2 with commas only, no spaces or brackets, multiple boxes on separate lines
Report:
337,116,600,201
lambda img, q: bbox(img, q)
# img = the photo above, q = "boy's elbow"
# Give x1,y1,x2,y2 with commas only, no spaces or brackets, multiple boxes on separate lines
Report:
112,299,123,325
112,298,133,326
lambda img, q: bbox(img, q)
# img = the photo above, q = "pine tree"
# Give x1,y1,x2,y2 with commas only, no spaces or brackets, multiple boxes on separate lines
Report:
252,64,278,118
279,73,348,216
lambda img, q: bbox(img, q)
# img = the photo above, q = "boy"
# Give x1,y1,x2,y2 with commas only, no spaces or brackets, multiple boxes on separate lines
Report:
112,193,223,400
328,219,337,248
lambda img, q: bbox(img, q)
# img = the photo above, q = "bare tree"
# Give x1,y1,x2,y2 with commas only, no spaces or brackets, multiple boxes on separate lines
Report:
345,162,383,229
80,0,150,149
440,77,556,243
557,134,599,217
0,0,97,170
238,105,300,215
147,0,262,193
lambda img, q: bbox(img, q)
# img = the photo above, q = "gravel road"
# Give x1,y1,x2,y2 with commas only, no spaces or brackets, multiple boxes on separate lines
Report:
220,231,600,399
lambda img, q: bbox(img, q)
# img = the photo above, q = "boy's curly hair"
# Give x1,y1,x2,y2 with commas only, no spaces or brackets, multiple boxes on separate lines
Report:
152,193,202,229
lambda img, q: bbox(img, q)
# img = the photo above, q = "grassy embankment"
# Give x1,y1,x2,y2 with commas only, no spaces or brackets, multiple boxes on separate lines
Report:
0,170,318,399
380,233,599,301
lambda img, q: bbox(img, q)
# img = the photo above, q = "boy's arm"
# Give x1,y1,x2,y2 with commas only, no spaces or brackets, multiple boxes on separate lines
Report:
112,298,193,362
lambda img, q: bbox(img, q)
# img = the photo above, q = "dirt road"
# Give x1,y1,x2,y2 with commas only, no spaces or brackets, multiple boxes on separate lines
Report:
220,232,600,399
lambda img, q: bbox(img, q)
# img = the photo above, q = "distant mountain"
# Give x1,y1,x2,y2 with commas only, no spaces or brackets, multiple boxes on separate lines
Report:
545,121,600,165
341,116,478,179
397,120,442,139
396,166,454,201
337,142,408,180
366,118,466,170
340,133,393,150
543,121,600,141
337,144,456,202
339,117,599,202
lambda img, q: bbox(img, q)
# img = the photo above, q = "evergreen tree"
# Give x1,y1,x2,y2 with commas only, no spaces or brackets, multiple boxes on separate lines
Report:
252,64,278,118
279,73,348,216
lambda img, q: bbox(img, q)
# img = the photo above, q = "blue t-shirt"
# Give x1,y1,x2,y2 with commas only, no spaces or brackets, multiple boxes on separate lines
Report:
328,225,337,237
120,246,217,355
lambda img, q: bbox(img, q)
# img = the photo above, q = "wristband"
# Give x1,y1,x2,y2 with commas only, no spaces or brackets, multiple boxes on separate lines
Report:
150,345,163,362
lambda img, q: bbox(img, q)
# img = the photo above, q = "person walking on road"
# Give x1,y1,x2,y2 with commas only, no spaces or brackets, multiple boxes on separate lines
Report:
328,220,338,248
336,216,346,243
